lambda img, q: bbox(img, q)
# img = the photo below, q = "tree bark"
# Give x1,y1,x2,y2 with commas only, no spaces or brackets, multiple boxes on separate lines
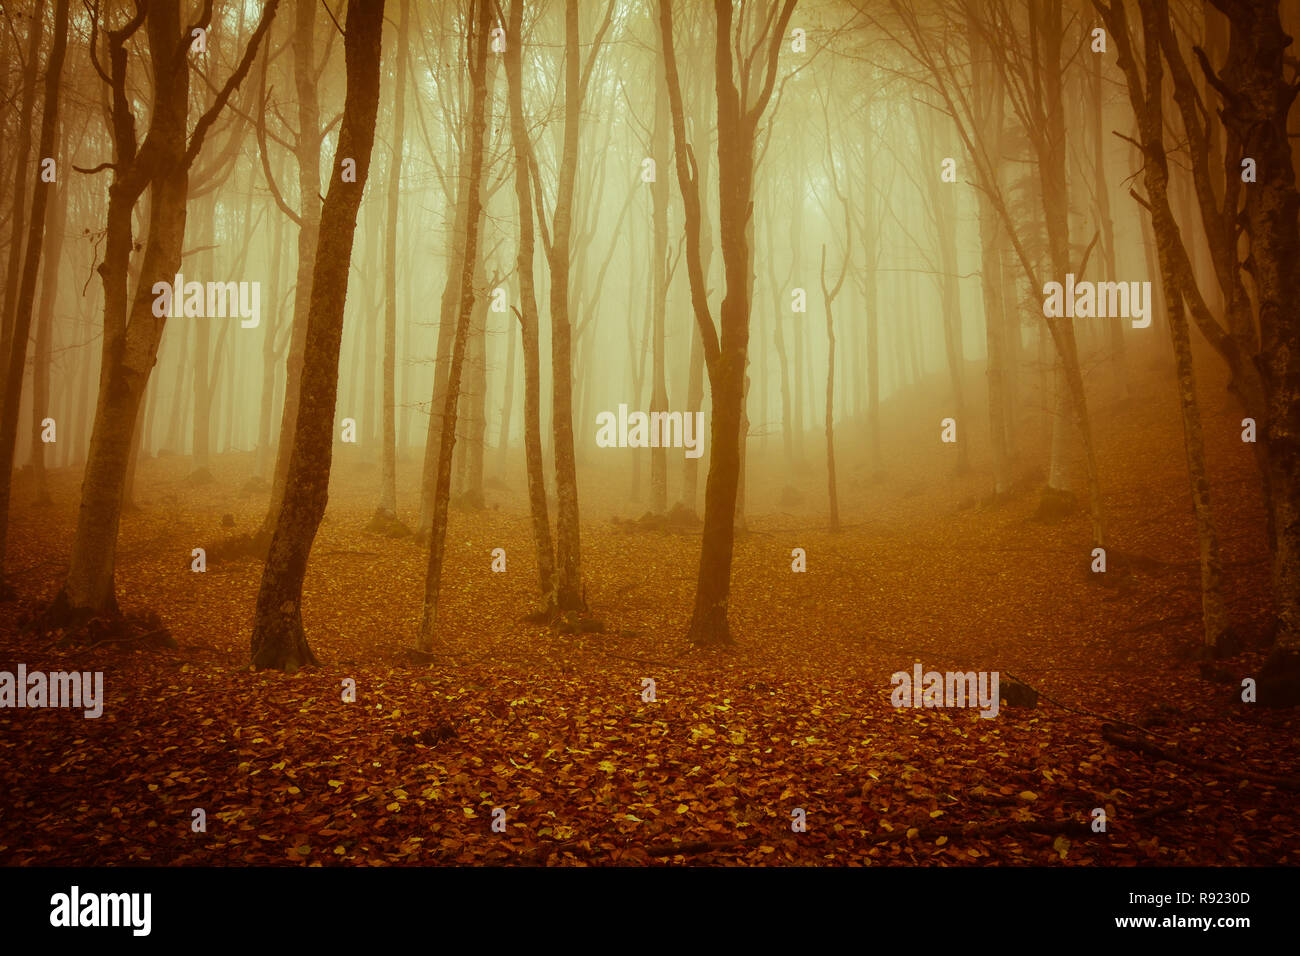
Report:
0,0,68,591
0,1,45,371
378,0,410,518
251,0,385,671
659,0,797,646
547,0,589,612
261,0,324,541
30,140,69,507
505,0,556,602
650,24,671,515
417,0,492,650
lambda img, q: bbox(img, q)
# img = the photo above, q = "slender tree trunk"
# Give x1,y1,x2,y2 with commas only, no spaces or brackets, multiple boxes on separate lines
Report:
0,1,45,370
547,0,587,612
255,206,285,481
190,197,215,478
417,0,492,650
505,0,555,601
1033,0,1106,546
262,0,323,541
0,0,68,590
650,27,670,515
164,321,189,453
461,266,487,508
496,296,516,476
31,144,69,507
1091,48,1129,399
822,246,840,533
769,218,793,472
933,147,968,474
378,0,410,517
251,0,385,671
418,78,473,536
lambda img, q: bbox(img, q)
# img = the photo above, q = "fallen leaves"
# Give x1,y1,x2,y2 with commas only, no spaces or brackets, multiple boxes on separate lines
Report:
2,377,1298,866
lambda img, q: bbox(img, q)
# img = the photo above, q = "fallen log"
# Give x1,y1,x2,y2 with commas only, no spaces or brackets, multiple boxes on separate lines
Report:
1101,723,1300,791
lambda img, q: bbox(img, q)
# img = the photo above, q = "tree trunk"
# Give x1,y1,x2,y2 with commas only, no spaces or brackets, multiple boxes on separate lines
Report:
496,295,517,477
659,0,797,646
769,216,793,472
255,205,286,481
548,0,587,612
0,0,68,591
0,1,44,369
505,0,556,602
1091,47,1129,399
417,0,492,651
251,0,385,671
378,0,410,517
31,143,69,507
650,26,671,515
1102,0,1233,655
417,48,476,536
1213,0,1300,704
822,246,840,533
53,1,200,618
261,0,324,541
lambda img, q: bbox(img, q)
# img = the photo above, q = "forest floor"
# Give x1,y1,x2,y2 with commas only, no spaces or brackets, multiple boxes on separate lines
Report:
1,346,1297,866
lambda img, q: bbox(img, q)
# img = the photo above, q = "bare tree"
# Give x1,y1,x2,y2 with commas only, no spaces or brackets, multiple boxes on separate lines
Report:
1095,0,1232,656
378,0,411,520
660,0,797,646
0,0,69,593
251,0,386,671
49,0,280,621
416,0,493,652
504,0,557,605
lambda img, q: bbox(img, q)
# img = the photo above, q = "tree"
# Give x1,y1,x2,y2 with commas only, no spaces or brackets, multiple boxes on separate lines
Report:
1096,0,1232,656
49,0,280,621
650,14,671,516
817,89,852,533
258,0,326,543
251,0,385,671
660,0,798,646
504,0,556,604
534,0,616,612
416,0,492,652
0,1,45,374
378,0,411,521
0,0,69,594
